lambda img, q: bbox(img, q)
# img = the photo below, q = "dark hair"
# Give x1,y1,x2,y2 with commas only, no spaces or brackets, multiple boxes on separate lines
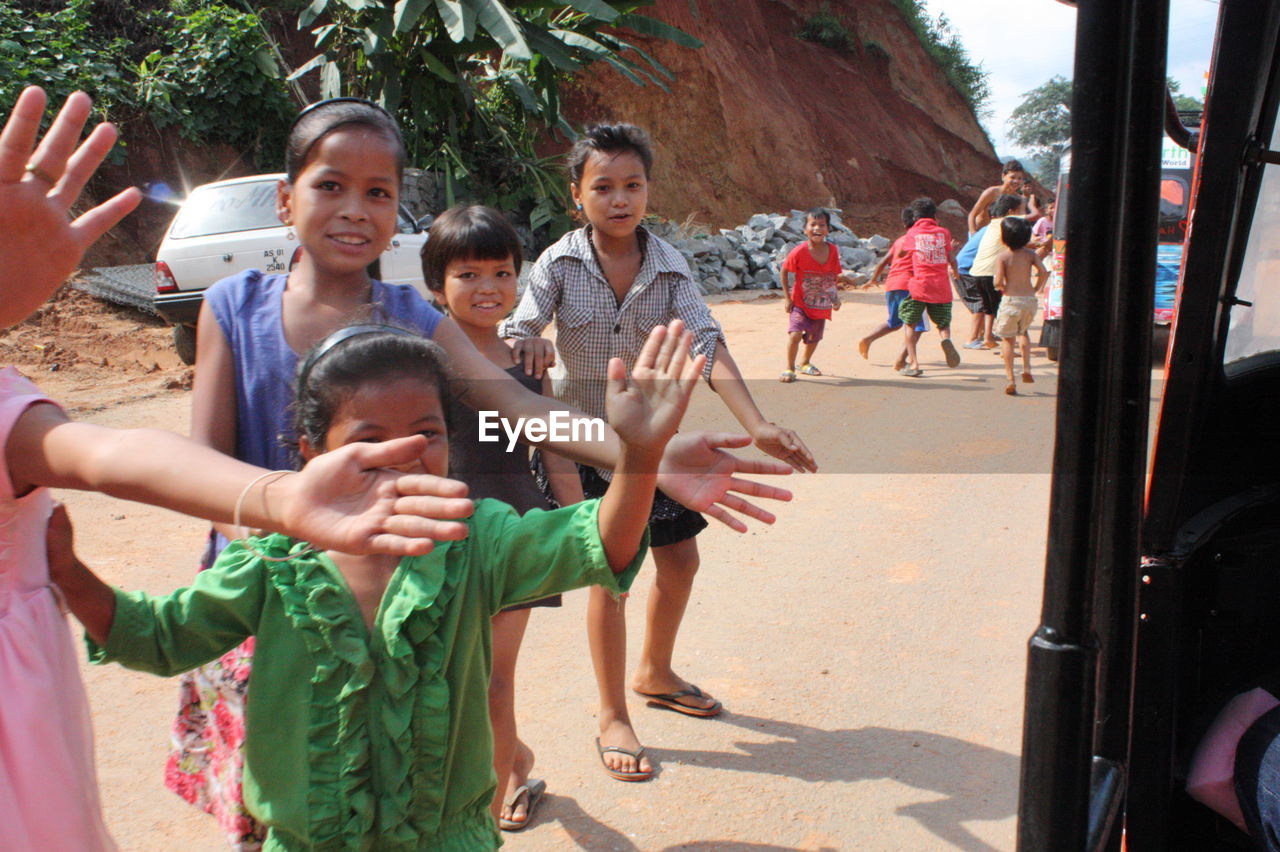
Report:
805,208,831,226
293,326,451,459
900,206,916,227
566,123,654,185
422,205,523,294
990,193,1026,218
909,197,936,220
1002,159,1025,175
1001,216,1032,250
285,99,408,183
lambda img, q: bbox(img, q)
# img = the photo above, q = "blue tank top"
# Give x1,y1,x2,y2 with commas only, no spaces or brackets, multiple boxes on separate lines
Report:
205,270,444,471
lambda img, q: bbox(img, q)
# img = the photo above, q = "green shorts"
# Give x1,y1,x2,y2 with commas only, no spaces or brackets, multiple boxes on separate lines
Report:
898,298,952,330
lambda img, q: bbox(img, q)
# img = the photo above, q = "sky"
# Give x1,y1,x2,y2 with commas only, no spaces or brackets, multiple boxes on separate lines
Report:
921,0,1220,156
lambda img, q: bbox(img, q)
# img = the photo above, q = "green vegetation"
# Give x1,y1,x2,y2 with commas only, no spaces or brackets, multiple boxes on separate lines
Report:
798,7,854,53
1008,75,1072,186
291,0,702,237
1010,76,1202,186
0,0,293,168
889,0,990,118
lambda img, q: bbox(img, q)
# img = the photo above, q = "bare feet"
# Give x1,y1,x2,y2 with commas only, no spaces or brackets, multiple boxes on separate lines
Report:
858,338,871,359
500,741,535,827
893,352,907,372
597,716,653,778
1022,372,1034,383
1005,383,1017,396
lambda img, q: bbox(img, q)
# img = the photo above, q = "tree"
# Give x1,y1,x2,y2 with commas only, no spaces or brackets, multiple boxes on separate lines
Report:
289,0,701,236
1007,76,1072,187
1168,77,1204,112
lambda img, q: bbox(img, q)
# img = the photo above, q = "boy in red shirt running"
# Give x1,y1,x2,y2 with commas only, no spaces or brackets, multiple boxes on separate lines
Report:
780,208,842,382
898,197,960,377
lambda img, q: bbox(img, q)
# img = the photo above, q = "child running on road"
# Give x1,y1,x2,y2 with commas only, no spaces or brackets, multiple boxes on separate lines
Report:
898,197,961,377
422,204,586,832
50,321,704,850
859,206,927,370
781,208,842,382
502,123,814,783
993,216,1048,395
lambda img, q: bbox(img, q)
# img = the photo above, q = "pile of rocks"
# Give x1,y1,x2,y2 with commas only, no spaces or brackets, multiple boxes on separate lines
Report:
652,209,892,296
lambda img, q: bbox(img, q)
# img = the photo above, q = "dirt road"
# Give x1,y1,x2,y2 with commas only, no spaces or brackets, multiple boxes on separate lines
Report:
26,287,1061,850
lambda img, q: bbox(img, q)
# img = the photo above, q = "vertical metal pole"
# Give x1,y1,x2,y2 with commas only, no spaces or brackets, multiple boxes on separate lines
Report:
1017,0,1167,848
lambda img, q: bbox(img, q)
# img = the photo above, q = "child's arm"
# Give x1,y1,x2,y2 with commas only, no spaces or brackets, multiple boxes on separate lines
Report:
781,267,794,312
10,402,474,555
597,325,702,569
47,504,264,672
869,251,893,286
501,258,560,378
968,186,997,236
994,252,1010,293
710,345,816,472
0,88,141,329
434,318,794,531
1032,253,1050,293
540,374,587,508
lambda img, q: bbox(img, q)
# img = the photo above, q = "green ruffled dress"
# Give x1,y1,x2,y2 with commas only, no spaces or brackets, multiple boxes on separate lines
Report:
89,498,644,850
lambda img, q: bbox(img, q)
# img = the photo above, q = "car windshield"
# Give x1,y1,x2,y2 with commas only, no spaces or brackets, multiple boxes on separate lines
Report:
168,180,281,239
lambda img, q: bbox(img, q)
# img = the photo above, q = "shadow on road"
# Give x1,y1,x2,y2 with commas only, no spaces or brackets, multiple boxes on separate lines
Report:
646,713,1018,852
534,793,837,852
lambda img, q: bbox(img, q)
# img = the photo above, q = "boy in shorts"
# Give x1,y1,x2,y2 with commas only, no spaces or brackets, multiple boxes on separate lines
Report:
781,208,842,382
859,207,928,371
898,197,960,377
993,216,1049,395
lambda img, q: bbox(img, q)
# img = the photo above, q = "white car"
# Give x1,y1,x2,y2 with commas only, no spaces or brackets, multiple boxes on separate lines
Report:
153,173,430,363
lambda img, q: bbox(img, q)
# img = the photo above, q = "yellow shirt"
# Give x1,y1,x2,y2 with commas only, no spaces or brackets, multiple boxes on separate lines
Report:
969,216,1024,277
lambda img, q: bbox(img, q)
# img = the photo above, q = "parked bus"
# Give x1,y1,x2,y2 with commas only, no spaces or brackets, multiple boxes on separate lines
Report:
1039,128,1196,363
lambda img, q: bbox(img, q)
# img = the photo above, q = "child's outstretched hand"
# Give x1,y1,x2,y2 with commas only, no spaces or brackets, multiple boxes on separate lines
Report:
0,87,142,328
604,320,704,457
273,436,475,556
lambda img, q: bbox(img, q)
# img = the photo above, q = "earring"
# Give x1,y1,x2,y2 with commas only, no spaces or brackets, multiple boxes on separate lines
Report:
286,228,295,241
576,203,583,211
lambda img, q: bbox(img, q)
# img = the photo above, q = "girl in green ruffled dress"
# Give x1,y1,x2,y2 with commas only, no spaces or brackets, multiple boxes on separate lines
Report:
48,322,703,850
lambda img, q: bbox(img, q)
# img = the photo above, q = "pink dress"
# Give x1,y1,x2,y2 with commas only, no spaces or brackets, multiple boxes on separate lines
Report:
0,367,115,850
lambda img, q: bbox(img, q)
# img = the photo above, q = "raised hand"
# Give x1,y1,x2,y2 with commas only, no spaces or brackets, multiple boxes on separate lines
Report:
604,320,704,456
0,87,142,328
275,435,474,555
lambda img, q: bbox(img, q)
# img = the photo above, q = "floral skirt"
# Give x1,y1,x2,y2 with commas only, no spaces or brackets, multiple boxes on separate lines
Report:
166,534,266,850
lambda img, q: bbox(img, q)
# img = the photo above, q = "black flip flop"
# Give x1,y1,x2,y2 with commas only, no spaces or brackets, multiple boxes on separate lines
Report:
634,684,723,717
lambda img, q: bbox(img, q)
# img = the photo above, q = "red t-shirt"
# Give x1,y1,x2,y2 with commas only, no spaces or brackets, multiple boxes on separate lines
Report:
904,218,953,304
782,241,841,320
884,234,913,292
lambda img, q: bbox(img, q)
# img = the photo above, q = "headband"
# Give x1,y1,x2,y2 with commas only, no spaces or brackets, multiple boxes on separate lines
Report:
296,324,418,391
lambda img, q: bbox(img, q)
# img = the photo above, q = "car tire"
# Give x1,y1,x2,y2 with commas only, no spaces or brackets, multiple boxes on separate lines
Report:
174,324,197,365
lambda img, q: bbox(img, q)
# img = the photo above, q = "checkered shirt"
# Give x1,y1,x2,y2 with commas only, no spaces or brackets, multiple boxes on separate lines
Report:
501,226,723,424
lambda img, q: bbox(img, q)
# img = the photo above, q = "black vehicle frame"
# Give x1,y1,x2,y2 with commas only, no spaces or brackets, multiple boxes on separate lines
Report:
1019,0,1280,849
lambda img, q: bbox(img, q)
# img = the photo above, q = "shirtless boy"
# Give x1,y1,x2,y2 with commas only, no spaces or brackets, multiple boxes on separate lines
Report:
968,159,1029,236
993,216,1048,395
